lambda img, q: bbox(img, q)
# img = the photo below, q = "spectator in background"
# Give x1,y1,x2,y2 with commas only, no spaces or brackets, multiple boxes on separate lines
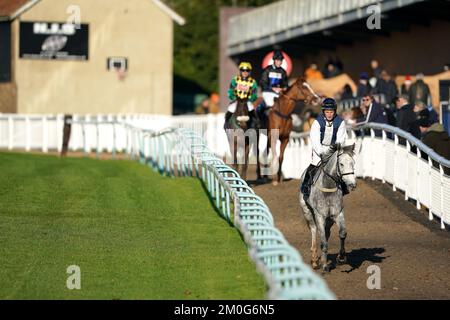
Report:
444,64,450,72
334,57,344,73
357,94,388,126
400,75,413,97
341,84,354,100
410,73,431,105
356,72,371,98
209,92,220,114
370,59,382,79
195,97,211,114
304,63,323,81
323,62,340,79
355,94,388,137
414,101,439,126
395,94,421,139
377,70,398,106
416,109,450,173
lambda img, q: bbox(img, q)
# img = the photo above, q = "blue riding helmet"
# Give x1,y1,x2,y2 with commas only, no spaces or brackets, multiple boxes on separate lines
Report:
273,50,284,61
322,98,337,111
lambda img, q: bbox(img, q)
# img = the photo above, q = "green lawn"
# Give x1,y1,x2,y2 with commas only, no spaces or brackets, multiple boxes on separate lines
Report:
0,152,266,299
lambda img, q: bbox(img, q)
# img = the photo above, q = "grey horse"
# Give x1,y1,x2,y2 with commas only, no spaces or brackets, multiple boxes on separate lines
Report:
299,144,357,272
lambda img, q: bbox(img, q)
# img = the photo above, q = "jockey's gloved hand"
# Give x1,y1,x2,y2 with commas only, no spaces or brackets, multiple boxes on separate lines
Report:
330,143,341,152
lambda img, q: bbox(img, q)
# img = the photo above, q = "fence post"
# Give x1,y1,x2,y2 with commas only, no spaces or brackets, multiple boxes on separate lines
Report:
42,115,48,153
405,140,410,201
370,128,375,180
428,157,433,221
25,116,31,152
57,114,64,153
416,147,421,210
393,134,398,192
440,165,445,230
8,115,13,150
382,129,387,184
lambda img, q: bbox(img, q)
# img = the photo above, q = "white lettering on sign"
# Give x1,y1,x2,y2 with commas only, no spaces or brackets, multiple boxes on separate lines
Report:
33,22,76,35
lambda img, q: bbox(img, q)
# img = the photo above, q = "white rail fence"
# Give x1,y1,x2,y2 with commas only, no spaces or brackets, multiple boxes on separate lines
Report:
1,113,449,228
0,113,230,156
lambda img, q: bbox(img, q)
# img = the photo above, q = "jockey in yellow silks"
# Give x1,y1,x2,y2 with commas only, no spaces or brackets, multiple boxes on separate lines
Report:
225,62,260,128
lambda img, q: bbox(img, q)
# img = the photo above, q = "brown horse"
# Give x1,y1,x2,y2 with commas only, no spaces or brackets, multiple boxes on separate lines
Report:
257,77,321,184
225,97,254,180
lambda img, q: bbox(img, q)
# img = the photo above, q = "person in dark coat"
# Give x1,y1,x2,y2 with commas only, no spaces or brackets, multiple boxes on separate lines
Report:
417,109,450,174
400,75,413,97
410,73,431,105
355,94,388,137
376,70,398,106
356,72,371,98
370,59,382,79
395,94,421,140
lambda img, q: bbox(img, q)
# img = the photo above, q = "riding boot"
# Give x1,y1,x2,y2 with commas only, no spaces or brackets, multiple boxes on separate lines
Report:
224,111,233,130
249,110,260,129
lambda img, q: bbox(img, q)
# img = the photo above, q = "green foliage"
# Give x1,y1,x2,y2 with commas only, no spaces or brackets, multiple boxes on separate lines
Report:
0,152,266,299
166,0,277,93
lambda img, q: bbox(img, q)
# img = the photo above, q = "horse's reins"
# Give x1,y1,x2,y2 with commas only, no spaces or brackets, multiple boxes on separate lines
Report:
314,151,354,193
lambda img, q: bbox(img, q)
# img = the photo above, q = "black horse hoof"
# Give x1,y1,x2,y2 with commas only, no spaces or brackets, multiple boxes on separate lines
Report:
322,264,331,273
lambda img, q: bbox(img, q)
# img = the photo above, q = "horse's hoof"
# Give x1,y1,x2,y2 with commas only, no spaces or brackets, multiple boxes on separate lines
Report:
322,264,331,273
311,261,320,270
272,181,279,186
337,255,347,265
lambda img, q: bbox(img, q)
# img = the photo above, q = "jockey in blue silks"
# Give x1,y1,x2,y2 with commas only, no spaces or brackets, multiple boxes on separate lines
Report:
301,98,348,200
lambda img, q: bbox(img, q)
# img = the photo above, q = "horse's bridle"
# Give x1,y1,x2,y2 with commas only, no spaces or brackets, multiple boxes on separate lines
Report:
316,151,355,188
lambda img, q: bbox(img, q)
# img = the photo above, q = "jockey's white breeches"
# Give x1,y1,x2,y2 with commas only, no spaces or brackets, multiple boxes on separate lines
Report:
228,101,254,113
262,91,279,107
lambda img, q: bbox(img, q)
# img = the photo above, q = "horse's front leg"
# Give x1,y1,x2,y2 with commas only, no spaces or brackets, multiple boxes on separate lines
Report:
277,137,289,183
316,214,330,272
242,138,250,181
233,138,239,173
336,209,348,265
256,130,262,180
300,198,319,269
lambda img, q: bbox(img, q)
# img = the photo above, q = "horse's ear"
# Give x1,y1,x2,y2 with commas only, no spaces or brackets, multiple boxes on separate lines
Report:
299,76,307,83
343,144,356,154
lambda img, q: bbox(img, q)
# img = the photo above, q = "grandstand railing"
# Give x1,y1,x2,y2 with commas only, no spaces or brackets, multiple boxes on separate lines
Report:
0,113,335,300
283,123,450,229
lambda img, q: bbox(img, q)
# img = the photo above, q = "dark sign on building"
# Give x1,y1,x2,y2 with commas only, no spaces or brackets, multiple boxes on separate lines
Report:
19,21,89,61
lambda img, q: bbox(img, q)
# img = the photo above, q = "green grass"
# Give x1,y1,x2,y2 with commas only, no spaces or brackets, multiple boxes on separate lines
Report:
0,152,266,299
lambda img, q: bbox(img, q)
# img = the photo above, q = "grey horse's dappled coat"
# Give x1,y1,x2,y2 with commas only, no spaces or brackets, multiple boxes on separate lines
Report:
299,144,357,272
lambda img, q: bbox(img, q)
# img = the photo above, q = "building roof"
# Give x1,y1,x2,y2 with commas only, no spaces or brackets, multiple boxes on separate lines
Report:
152,0,185,26
227,0,426,56
0,0,185,25
0,0,40,21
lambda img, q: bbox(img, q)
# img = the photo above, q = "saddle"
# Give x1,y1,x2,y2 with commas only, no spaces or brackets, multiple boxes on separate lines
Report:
301,164,349,202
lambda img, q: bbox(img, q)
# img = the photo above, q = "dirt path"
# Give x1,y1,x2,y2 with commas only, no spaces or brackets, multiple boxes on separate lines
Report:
246,168,450,299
